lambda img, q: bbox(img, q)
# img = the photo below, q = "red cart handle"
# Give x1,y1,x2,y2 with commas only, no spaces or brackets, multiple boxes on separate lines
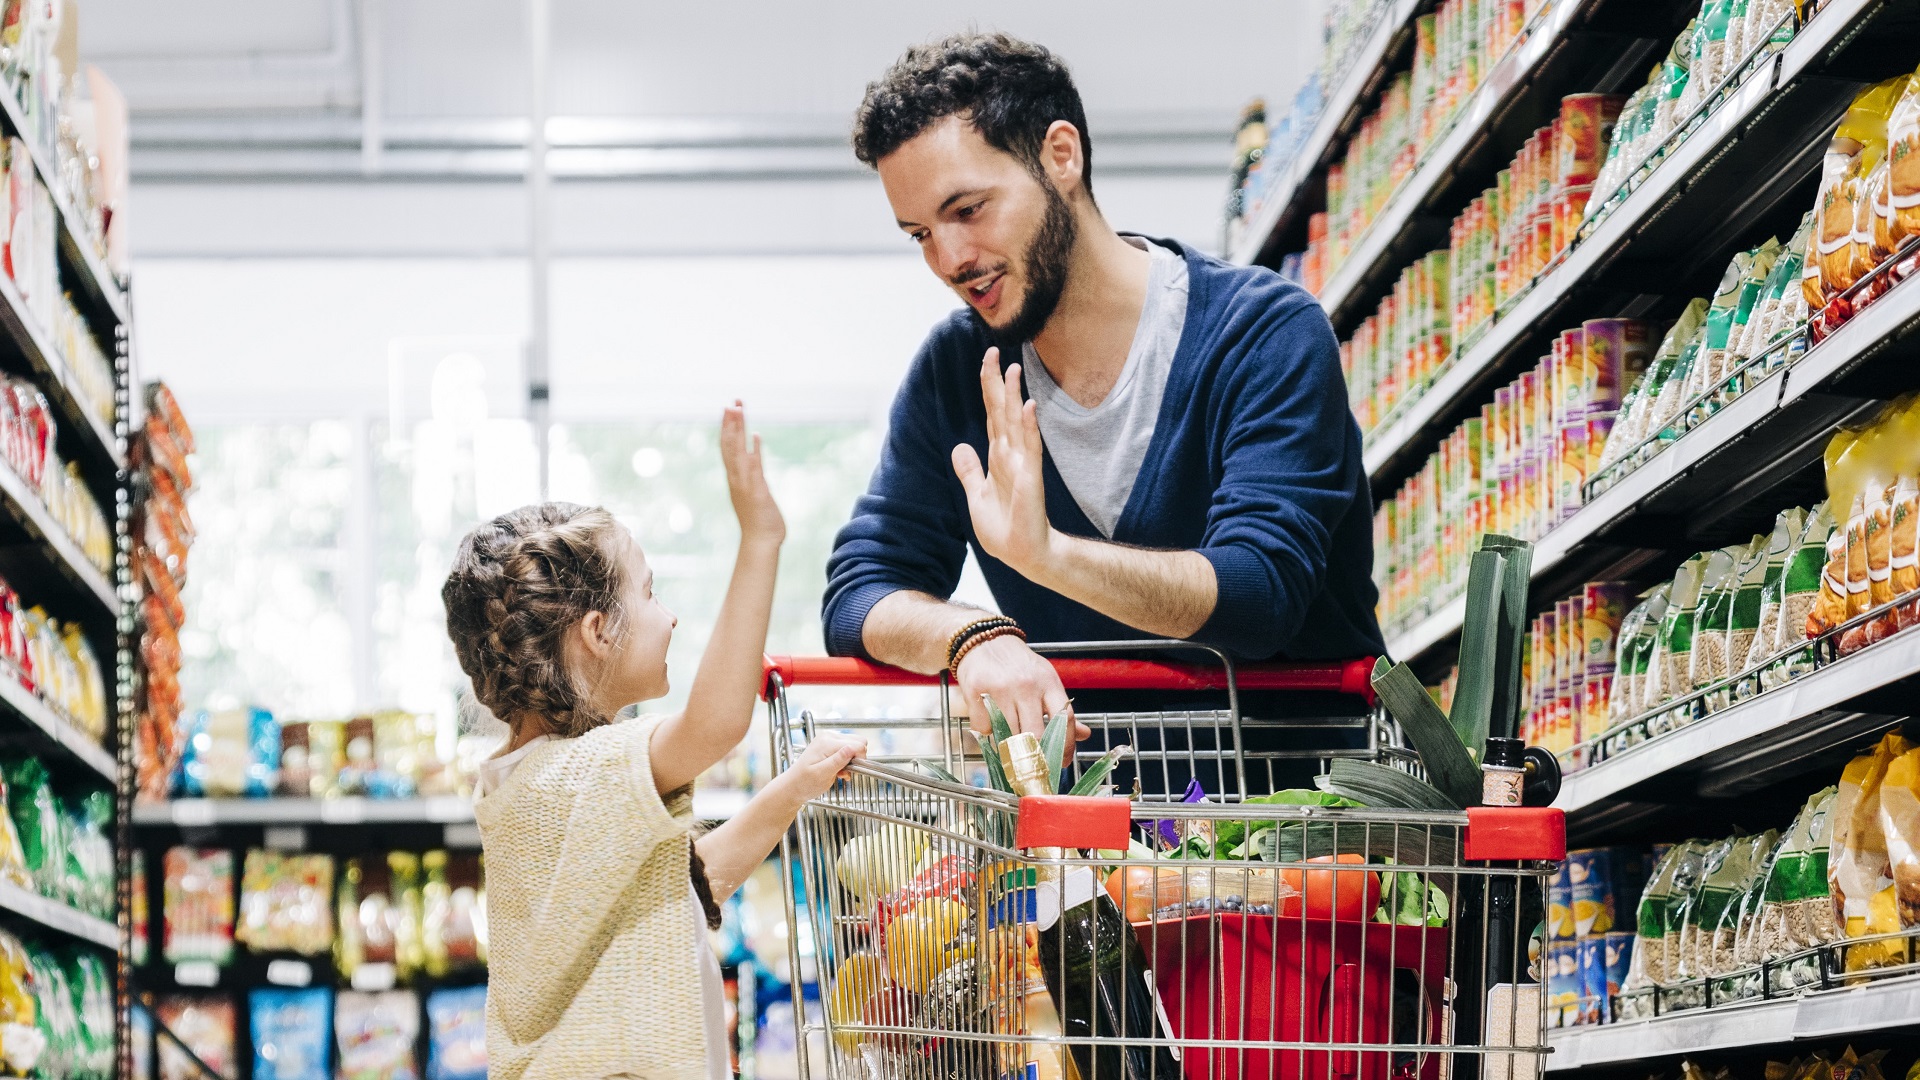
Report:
761,655,1376,703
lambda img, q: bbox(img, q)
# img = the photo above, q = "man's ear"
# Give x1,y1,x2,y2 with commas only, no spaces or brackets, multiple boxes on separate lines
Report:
1041,119,1086,197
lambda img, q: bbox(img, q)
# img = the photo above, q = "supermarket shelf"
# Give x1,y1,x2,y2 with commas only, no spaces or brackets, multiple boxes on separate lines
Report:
0,451,120,617
1557,623,1920,838
1316,0,1641,328
136,788,752,827
1382,268,1920,668
0,267,126,484
1360,0,1920,491
0,880,117,949
0,78,127,330
1227,0,1422,268
1546,975,1920,1069
0,669,115,781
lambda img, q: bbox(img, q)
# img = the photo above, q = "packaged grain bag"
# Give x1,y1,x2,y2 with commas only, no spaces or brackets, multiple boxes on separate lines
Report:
1889,64,1920,245
1623,842,1694,988
1703,830,1777,976
1677,1,1732,126
1744,508,1805,680
1829,731,1911,970
1601,299,1706,472
1654,21,1698,141
1743,214,1813,374
1672,835,1730,981
1775,501,1836,686
1652,555,1708,715
1609,593,1654,727
1725,534,1770,693
1716,239,1784,391
1649,319,1712,449
1687,248,1758,408
1688,544,1744,704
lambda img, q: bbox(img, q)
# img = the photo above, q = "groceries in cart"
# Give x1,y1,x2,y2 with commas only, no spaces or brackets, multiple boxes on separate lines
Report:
777,538,1563,1079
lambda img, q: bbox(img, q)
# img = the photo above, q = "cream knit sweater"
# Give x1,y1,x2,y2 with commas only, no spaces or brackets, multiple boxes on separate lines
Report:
473,713,709,1080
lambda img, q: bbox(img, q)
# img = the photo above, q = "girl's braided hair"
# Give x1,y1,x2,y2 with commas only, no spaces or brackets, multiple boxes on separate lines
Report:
441,502,626,739
441,502,724,929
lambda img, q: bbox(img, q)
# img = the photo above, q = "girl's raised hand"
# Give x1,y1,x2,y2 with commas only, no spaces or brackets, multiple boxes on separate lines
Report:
780,731,867,801
720,401,786,545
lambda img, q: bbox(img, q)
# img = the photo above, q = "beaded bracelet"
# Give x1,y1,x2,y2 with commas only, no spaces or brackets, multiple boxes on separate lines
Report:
946,616,1019,671
949,624,1026,680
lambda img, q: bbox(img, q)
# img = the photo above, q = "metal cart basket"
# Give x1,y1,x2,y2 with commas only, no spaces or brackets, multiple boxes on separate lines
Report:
763,641,1562,1080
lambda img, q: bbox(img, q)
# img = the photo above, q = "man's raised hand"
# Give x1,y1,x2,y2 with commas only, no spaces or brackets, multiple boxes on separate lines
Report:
951,348,1056,579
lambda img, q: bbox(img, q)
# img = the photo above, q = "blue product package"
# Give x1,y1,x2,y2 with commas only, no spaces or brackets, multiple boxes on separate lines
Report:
1546,942,1581,1028
246,707,281,797
426,986,487,1080
251,988,331,1080
1604,931,1634,999
1576,937,1607,1025
1569,848,1615,937
1548,862,1575,939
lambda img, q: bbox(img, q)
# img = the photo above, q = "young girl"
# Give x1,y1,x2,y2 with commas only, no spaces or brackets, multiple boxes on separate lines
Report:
442,403,863,1080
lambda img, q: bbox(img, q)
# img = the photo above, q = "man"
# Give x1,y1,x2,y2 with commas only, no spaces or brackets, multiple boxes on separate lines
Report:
824,33,1384,738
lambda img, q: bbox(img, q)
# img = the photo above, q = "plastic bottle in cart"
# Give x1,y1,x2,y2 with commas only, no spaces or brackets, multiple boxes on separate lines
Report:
998,732,1181,1080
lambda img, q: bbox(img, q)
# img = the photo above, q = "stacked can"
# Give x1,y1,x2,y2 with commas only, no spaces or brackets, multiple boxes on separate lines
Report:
1373,321,1645,634
1343,249,1452,434
1520,581,1632,756
1305,0,1552,289
1547,848,1652,1027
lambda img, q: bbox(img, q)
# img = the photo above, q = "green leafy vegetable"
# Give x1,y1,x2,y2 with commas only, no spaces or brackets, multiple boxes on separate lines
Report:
984,695,1015,747
1319,759,1458,810
1066,744,1132,797
1371,657,1482,808
974,728,1013,796
1039,708,1071,793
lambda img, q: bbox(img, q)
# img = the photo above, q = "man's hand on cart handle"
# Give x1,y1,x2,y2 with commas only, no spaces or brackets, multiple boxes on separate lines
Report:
955,633,1090,740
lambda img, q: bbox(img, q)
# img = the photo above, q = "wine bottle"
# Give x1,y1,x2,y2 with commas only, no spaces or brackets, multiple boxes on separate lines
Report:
1000,733,1183,1080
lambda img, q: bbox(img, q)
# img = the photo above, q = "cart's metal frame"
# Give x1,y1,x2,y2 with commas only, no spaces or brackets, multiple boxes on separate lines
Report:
763,640,1555,1080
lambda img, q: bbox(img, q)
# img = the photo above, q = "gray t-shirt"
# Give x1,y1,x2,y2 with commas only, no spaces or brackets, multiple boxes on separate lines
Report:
1022,238,1188,538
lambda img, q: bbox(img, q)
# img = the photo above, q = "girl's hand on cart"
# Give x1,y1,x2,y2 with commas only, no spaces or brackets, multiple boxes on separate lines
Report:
778,731,868,800
721,400,785,547
955,634,1090,740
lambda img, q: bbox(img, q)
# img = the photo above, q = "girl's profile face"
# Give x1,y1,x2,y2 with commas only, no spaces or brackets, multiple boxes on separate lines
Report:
591,526,677,707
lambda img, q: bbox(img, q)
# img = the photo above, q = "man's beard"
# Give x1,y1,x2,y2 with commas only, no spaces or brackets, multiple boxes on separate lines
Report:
975,181,1077,353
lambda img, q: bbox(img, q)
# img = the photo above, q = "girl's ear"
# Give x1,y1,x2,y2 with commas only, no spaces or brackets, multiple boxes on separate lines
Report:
576,610,614,661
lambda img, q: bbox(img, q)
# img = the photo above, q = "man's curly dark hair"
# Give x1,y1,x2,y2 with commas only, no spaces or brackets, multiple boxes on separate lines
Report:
852,32,1095,199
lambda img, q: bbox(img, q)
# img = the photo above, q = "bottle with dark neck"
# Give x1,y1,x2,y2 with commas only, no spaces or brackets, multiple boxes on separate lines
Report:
999,732,1183,1080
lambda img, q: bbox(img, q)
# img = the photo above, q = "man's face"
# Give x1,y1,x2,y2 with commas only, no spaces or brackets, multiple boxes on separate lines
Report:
878,116,1076,345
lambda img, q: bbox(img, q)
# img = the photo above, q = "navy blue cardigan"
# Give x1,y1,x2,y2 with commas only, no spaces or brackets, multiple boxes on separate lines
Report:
822,237,1385,663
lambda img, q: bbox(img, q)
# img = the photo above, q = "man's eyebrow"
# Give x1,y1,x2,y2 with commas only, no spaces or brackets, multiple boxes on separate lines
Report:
898,187,991,228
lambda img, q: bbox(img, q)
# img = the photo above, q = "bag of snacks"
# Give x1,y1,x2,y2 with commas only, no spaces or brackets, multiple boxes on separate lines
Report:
1701,830,1776,976
422,851,486,977
1652,555,1709,714
238,850,336,957
1829,731,1911,970
1815,79,1903,300
425,986,487,1080
1623,843,1686,989
164,847,236,966
155,995,237,1080
1609,590,1659,728
1776,502,1837,685
1603,300,1706,472
1691,245,1767,406
1727,533,1770,680
1,756,59,898
1673,835,1732,981
1742,212,1814,373
1879,746,1920,930
249,988,331,1080
335,990,420,1080
1889,63,1920,245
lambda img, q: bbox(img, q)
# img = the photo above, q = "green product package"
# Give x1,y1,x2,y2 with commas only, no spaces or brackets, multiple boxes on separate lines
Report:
63,792,113,920
1688,544,1745,701
1689,248,1757,412
1612,299,1708,470
1650,555,1708,711
1609,594,1656,729
1657,21,1699,138
1671,835,1733,982
2,757,62,899
1627,841,1704,987
1773,500,1835,687
1754,787,1843,968
29,946,80,1080
1744,507,1806,680
66,947,113,1080
1702,830,1778,977
1626,583,1673,720
1727,533,1771,683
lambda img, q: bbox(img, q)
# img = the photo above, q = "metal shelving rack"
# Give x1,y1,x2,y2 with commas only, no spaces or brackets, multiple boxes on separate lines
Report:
0,55,138,1080
1235,0,1920,1065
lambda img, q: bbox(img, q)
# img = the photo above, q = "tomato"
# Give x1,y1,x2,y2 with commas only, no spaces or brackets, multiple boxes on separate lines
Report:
1279,854,1381,922
1104,865,1163,923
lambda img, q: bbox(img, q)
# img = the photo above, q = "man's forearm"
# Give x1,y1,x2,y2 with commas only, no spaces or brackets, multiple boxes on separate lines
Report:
860,589,987,673
1029,532,1217,639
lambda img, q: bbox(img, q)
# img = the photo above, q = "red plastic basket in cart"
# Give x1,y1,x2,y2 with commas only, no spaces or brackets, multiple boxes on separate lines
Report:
762,640,1561,1080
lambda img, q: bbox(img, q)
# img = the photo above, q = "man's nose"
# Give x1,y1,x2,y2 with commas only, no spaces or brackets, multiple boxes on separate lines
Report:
929,232,976,283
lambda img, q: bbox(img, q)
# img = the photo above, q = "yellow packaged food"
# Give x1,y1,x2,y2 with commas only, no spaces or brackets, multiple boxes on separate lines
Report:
1887,62,1920,245
886,896,972,995
1830,730,1910,972
1814,79,1904,299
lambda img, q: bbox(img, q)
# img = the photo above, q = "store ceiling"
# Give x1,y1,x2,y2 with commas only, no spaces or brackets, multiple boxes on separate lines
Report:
84,0,1321,255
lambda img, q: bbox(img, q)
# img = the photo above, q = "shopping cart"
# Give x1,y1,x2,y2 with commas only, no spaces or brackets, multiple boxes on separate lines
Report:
763,640,1562,1080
